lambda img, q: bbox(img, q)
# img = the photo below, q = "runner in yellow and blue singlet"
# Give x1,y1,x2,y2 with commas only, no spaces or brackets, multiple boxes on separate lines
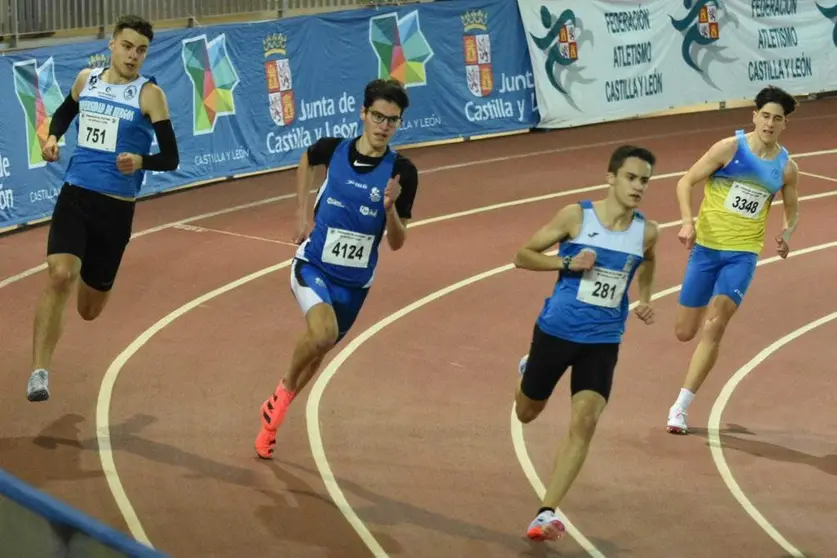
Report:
666,85,801,435
678,128,788,310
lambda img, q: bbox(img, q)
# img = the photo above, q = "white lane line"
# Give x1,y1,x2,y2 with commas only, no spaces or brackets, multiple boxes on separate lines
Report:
171,224,300,247
94,179,837,551
706,310,837,558
799,170,837,183
3,138,835,290
96,260,293,548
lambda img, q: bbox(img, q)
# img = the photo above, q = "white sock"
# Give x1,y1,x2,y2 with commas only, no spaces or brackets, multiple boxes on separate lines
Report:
674,388,695,411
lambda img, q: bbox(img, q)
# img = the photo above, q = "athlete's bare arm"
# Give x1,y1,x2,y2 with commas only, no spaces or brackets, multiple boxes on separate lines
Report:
634,220,659,324
293,150,317,243
513,204,592,272
776,158,800,258
676,137,738,224
384,181,408,251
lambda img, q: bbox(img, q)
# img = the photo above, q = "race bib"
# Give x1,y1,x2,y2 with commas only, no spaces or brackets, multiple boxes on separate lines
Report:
724,181,770,219
576,267,628,309
78,112,119,152
321,227,374,268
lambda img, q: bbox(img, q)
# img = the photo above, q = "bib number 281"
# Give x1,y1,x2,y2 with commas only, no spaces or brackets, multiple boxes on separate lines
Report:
577,268,627,309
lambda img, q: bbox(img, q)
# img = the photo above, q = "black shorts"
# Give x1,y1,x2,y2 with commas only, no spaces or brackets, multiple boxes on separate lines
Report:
520,323,620,402
46,183,135,292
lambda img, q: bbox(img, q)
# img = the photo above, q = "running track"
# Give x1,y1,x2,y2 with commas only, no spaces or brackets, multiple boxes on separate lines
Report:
1,100,835,558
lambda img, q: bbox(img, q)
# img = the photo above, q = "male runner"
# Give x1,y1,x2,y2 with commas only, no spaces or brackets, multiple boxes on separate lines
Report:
513,145,660,541
26,15,180,402
666,85,800,435
255,78,418,459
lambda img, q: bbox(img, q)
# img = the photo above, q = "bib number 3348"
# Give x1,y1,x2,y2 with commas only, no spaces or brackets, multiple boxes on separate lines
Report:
724,181,770,219
577,268,628,308
322,228,374,268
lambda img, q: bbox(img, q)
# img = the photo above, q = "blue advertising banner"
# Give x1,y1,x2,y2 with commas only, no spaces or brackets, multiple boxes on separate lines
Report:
0,0,537,230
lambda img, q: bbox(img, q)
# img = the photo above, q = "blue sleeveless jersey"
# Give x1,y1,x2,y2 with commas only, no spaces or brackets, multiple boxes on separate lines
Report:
295,138,396,288
64,68,156,198
537,200,647,344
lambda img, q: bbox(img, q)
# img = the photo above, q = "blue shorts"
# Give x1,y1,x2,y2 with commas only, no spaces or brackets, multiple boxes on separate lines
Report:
290,259,369,342
678,244,758,308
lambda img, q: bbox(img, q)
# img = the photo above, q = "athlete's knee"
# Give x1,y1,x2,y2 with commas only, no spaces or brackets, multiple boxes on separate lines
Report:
701,297,737,343
569,392,606,442
305,304,339,354
46,257,80,293
515,385,545,424
77,284,110,321
675,306,705,342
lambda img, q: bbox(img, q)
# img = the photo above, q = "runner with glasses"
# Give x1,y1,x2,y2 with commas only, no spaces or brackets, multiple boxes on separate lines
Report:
254,78,420,459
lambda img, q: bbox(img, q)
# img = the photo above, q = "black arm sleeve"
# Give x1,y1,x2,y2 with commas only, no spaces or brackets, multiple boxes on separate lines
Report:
306,137,342,166
394,157,419,219
48,94,79,140
141,120,180,172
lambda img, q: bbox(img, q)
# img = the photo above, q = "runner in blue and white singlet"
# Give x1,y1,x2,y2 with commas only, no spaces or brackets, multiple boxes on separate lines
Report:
536,199,647,345
255,79,419,460
27,15,180,404
511,146,660,544
63,67,156,199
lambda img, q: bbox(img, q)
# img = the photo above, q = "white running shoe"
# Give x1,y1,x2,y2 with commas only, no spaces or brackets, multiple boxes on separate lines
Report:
667,405,688,435
526,510,565,541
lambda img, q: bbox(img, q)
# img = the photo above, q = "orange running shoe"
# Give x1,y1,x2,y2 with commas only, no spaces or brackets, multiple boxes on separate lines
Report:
526,510,566,542
254,383,295,459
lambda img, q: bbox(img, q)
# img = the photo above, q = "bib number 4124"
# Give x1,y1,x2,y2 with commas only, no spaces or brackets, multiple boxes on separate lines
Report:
331,242,364,262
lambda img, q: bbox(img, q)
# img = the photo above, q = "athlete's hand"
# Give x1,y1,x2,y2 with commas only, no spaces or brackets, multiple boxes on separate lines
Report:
678,223,696,249
384,174,401,210
569,249,596,271
634,302,655,325
775,233,790,259
117,153,143,175
42,137,60,162
293,217,309,245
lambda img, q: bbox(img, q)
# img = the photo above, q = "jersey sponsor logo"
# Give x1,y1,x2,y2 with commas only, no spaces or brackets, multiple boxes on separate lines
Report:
369,187,381,202
11,57,66,169
327,196,345,208
369,10,434,87
360,205,378,217
462,9,494,98
181,33,240,135
263,32,295,127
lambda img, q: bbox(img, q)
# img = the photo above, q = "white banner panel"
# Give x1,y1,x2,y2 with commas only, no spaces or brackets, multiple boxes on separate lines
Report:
517,0,837,129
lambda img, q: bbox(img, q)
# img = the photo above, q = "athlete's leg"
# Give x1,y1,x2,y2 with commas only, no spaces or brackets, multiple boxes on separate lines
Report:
668,250,758,435
514,324,578,542
75,199,134,320
525,341,616,542
255,260,368,458
674,244,721,342
666,244,723,430
28,185,88,402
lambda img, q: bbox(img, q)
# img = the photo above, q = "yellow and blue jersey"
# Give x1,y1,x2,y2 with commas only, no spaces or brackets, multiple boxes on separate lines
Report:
695,129,788,254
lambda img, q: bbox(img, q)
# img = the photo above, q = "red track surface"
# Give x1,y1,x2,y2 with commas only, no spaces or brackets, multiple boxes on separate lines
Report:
1,100,836,558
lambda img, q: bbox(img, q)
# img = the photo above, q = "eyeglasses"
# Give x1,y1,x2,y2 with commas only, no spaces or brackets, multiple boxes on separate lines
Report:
368,109,402,128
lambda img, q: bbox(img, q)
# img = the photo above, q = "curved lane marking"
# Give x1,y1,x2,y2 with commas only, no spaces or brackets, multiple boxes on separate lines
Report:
96,181,837,551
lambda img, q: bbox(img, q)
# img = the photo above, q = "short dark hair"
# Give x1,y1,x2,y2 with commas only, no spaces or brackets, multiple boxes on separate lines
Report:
608,145,656,174
113,15,154,42
363,78,410,113
755,85,797,116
